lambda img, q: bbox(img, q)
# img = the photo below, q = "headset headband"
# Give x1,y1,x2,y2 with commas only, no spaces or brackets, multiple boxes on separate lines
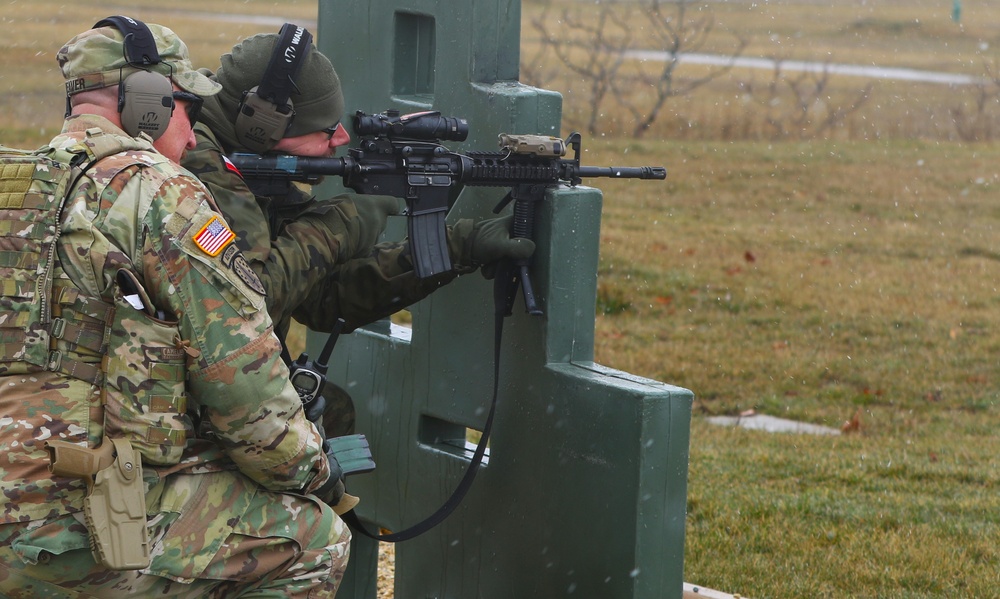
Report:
93,16,161,67
256,23,312,107
84,16,174,140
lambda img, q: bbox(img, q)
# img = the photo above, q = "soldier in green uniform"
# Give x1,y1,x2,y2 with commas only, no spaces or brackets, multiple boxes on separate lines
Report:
182,25,533,437
183,25,534,340
0,19,353,598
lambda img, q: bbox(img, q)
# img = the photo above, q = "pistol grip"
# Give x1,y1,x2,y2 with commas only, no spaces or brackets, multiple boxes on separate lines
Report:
46,439,115,478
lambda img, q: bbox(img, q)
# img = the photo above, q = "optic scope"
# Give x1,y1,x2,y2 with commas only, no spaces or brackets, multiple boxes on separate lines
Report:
353,110,469,142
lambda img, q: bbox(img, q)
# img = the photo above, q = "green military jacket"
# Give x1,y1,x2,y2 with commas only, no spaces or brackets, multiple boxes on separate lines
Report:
182,98,463,335
0,115,331,526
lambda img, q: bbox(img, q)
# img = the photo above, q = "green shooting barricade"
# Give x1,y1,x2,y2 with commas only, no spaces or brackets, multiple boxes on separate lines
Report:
308,1,693,597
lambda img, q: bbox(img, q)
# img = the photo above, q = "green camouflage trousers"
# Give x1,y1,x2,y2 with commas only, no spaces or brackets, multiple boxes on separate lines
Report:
0,470,351,598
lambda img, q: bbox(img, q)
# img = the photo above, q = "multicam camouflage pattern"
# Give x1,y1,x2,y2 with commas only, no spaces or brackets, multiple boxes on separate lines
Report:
0,115,347,597
0,145,80,376
57,22,220,98
104,269,191,465
0,471,350,598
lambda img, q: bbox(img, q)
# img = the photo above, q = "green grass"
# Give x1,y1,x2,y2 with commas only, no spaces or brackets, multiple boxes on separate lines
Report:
592,139,1000,422
685,414,1000,596
584,138,1000,597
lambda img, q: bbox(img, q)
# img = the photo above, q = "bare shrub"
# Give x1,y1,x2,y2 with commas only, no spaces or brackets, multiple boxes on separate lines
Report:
523,1,634,135
522,0,989,142
611,1,747,139
523,0,744,138
950,61,1000,142
737,59,873,141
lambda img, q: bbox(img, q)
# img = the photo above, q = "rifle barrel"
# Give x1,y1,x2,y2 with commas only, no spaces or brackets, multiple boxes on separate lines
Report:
575,165,667,180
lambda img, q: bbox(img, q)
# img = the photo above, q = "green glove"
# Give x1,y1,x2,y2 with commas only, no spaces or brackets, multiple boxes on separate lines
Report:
315,442,345,506
293,195,399,266
353,194,400,244
449,215,536,277
315,435,375,515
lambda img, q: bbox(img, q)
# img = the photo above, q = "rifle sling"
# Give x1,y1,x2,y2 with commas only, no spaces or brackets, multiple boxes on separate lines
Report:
340,262,511,543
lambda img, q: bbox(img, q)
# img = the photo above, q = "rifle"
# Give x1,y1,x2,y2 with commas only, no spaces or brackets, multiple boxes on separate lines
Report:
228,110,666,315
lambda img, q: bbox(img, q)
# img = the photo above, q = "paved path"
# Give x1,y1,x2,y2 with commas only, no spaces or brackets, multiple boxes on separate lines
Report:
626,50,985,86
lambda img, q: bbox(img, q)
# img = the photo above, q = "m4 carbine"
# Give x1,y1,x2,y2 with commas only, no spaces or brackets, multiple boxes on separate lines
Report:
228,110,666,315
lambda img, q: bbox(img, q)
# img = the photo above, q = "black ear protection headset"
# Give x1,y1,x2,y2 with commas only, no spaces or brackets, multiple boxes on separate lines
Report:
234,23,313,153
91,16,174,140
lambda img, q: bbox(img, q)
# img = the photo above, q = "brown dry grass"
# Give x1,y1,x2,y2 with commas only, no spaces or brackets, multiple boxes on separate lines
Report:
9,1,1000,147
523,0,1000,141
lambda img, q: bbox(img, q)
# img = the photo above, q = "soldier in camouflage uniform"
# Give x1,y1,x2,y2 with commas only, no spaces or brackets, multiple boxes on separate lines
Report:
0,20,352,598
183,26,534,339
182,26,534,437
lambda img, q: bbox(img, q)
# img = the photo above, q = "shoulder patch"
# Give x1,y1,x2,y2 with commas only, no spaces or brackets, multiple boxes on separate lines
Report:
220,244,266,296
222,155,243,178
192,215,235,256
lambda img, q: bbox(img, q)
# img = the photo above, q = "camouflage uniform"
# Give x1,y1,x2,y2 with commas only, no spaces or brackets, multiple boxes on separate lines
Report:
0,24,348,599
184,44,468,440
184,100,465,337
183,30,534,442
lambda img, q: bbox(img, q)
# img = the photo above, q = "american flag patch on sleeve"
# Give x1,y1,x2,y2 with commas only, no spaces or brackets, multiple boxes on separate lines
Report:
193,215,235,257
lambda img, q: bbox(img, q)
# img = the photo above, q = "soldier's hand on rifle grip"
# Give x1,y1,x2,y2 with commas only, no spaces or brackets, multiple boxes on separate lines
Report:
315,439,346,506
457,215,536,279
339,194,400,259
316,434,375,514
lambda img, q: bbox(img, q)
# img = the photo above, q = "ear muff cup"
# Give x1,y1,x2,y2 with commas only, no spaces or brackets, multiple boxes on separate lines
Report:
234,86,295,153
231,23,313,153
119,69,174,140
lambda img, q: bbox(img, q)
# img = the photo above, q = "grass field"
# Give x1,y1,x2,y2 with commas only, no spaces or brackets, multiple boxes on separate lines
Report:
4,1,1000,597
587,137,1000,596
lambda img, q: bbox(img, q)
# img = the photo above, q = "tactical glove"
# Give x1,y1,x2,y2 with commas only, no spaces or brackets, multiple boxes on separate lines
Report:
309,194,400,262
450,215,536,274
315,435,376,515
304,394,327,425
352,195,400,256
315,440,348,508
